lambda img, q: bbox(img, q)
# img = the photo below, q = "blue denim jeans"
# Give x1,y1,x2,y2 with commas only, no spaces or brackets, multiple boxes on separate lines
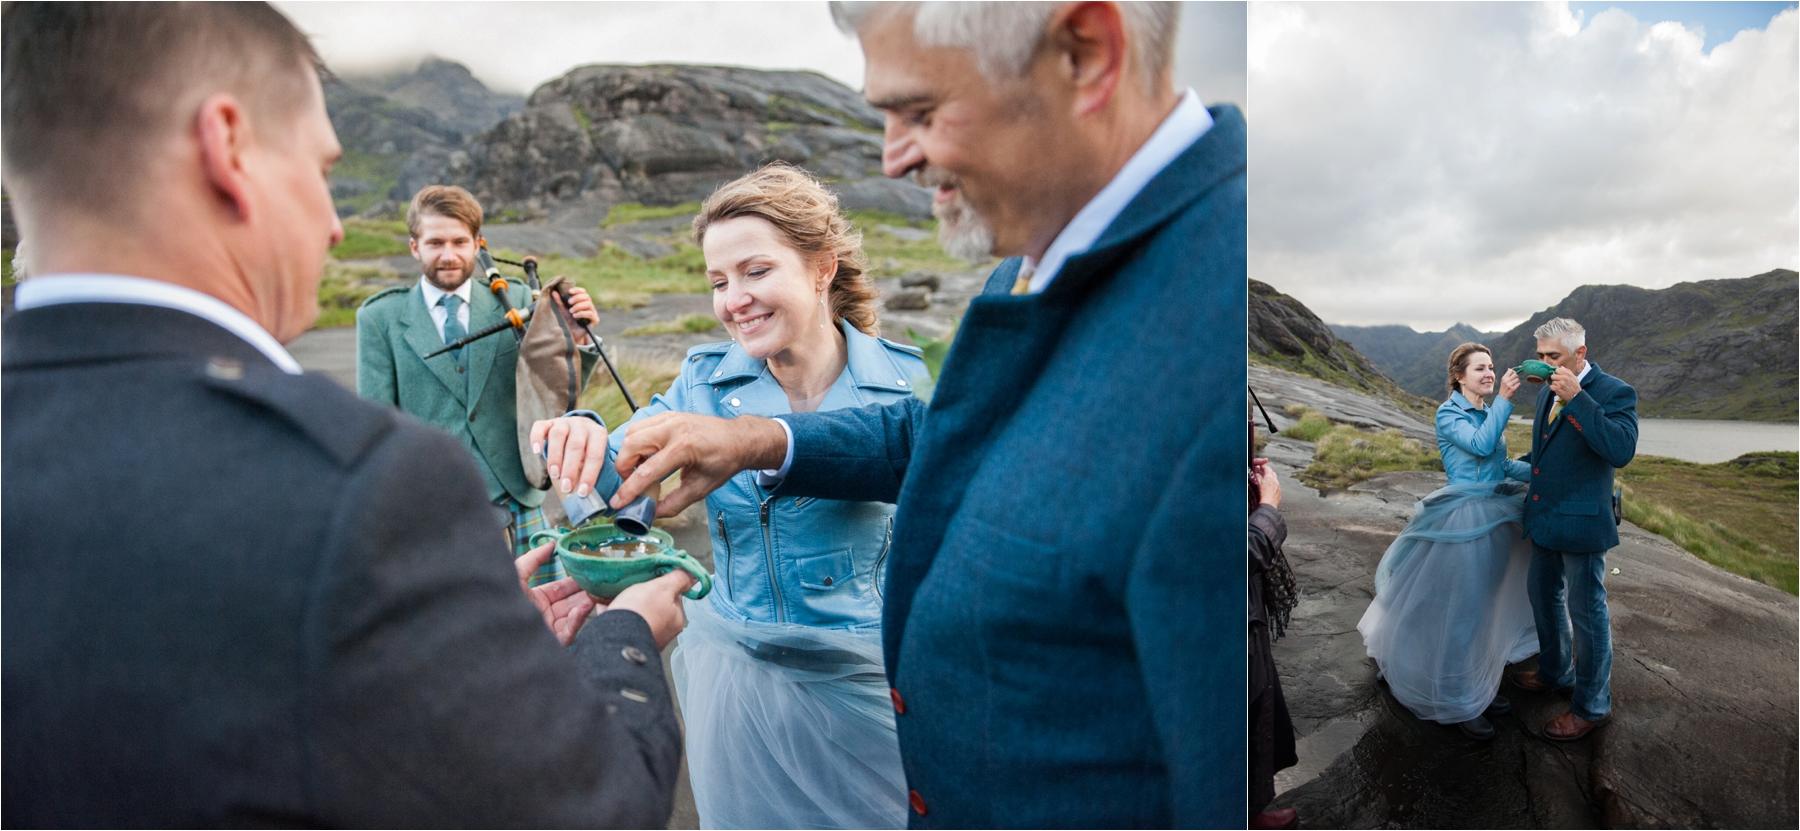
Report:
1527,544,1612,720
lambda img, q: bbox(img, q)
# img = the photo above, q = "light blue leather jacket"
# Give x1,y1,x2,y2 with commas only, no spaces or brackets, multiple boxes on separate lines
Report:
1436,390,1532,485
612,320,928,628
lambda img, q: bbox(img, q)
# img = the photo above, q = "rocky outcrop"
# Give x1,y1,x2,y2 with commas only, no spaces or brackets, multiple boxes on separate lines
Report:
324,58,524,215
1483,270,1799,422
454,64,931,219
1251,279,1432,415
1254,370,1799,829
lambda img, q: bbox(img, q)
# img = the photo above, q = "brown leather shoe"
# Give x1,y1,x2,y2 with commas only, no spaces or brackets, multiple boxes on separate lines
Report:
1512,668,1565,693
1543,710,1609,741
1251,807,1299,829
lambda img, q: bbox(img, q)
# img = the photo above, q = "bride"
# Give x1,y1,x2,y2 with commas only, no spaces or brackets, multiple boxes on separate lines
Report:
1357,342,1539,740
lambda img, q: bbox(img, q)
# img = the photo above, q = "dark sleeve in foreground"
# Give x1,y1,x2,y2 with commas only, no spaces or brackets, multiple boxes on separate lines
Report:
1128,432,1246,826
778,397,927,504
1247,504,1287,576
304,423,680,827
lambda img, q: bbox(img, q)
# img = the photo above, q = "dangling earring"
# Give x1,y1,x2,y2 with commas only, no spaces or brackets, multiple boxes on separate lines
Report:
818,291,830,329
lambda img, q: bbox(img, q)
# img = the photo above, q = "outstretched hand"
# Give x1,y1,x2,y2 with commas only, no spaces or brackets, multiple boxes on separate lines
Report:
610,412,788,516
516,541,596,646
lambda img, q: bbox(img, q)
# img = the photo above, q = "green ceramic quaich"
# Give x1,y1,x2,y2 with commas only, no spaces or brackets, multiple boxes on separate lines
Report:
529,526,712,600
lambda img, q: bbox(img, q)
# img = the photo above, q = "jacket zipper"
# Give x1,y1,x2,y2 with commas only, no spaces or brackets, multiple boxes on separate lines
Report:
714,511,734,601
872,515,893,600
760,496,785,622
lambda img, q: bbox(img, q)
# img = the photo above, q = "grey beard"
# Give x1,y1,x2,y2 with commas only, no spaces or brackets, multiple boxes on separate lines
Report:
934,198,996,263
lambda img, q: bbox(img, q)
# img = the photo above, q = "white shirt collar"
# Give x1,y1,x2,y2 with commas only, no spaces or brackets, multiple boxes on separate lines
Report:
1575,361,1592,382
13,273,303,374
1024,89,1213,292
418,275,473,310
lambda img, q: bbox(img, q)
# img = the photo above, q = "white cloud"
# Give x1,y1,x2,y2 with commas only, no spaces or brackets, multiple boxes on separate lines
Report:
1248,1,1798,331
277,1,1245,105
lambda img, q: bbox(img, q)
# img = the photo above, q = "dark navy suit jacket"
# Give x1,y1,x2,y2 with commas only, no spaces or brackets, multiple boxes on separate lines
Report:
1522,361,1639,553
779,106,1247,827
3,302,681,827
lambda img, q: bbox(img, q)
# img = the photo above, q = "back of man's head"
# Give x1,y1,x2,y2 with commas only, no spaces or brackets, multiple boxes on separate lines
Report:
2,2,320,221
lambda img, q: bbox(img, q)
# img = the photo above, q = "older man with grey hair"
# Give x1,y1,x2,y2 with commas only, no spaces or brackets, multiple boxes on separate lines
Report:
1512,317,1638,743
607,2,1245,826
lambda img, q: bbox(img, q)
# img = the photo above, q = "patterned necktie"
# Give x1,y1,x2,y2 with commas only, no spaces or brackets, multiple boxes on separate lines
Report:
440,293,466,366
1549,396,1564,424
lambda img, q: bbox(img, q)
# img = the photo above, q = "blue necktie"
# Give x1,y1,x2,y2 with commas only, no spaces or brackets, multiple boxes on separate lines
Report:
441,294,466,366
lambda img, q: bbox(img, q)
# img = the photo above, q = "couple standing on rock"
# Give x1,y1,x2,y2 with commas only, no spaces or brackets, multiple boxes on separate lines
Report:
1358,318,1640,742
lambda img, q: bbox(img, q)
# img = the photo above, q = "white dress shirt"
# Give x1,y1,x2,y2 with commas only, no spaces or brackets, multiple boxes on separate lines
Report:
418,276,473,342
13,273,303,374
1023,88,1213,293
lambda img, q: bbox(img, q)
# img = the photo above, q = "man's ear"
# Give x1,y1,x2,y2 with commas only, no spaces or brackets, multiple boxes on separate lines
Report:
1049,2,1128,117
195,93,254,222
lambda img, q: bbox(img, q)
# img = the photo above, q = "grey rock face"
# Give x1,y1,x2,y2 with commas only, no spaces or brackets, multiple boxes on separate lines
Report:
456,65,932,219
1253,370,1798,829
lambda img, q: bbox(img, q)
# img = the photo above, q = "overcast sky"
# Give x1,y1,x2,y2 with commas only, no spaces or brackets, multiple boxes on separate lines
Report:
277,1,1246,106
1249,1,1798,331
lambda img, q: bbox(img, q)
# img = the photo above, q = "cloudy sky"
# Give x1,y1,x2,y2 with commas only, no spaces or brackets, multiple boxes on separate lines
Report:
277,1,1246,106
1249,1,1797,331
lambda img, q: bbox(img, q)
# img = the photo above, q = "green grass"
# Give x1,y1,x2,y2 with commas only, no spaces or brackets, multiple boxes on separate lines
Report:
1299,424,1441,490
1615,452,1797,594
623,313,721,337
576,356,683,438
332,218,410,260
330,150,403,215
1280,405,1334,442
2,247,16,286
855,219,985,276
489,241,710,310
315,262,401,328
602,201,703,229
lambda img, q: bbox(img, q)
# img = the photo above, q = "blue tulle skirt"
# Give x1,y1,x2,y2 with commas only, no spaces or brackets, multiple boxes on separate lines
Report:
1357,480,1539,724
669,596,906,829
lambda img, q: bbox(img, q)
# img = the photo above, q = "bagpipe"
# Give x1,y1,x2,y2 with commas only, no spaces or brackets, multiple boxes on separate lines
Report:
433,241,654,532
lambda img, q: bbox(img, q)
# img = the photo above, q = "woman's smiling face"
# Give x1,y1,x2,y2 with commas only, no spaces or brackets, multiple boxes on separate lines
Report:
1460,350,1496,397
703,215,830,359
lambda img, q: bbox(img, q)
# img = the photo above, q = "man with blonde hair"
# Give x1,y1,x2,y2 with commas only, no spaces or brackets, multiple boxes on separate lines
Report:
358,184,602,584
1512,317,1638,742
604,2,1244,825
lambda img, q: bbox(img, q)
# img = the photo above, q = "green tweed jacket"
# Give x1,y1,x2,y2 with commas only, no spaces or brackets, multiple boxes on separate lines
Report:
355,279,597,508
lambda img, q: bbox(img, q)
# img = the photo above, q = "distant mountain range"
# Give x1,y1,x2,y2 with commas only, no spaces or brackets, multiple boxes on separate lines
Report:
1485,269,1798,422
1287,270,1799,422
1333,322,1504,400
323,57,929,222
